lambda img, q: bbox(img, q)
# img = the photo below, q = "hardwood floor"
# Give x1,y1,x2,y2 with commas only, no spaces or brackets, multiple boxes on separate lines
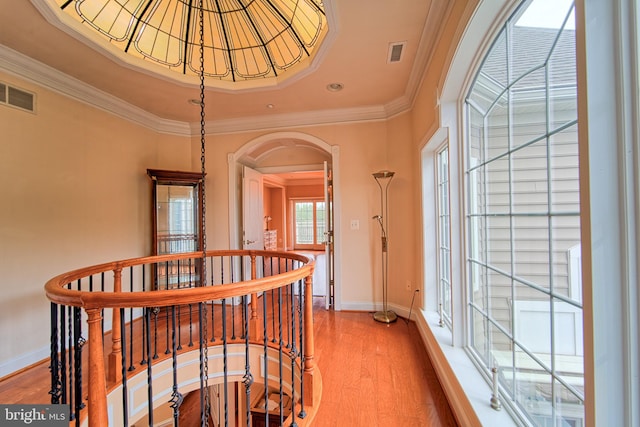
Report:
0,298,457,426
311,299,457,426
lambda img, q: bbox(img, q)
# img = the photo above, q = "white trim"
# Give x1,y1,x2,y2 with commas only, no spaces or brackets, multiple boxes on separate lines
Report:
227,133,342,311
577,0,640,425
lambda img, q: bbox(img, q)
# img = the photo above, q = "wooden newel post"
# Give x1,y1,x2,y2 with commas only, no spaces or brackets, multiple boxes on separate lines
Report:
86,308,108,426
108,267,123,383
249,255,259,340
303,272,315,406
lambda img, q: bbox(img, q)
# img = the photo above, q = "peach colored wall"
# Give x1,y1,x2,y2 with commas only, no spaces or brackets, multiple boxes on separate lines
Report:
0,71,193,375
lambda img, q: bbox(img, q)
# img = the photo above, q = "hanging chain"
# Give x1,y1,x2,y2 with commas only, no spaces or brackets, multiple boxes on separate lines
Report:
197,1,211,425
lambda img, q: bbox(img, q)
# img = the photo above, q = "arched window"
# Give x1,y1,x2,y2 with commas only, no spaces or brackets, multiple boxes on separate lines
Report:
464,0,583,424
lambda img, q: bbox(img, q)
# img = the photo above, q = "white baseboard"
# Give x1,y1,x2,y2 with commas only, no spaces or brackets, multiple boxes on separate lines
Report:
0,345,49,378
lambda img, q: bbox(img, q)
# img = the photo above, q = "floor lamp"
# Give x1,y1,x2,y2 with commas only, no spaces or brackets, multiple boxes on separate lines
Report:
372,170,397,323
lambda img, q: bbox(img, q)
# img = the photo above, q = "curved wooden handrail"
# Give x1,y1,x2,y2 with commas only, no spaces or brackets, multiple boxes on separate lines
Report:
45,250,313,309
45,249,317,426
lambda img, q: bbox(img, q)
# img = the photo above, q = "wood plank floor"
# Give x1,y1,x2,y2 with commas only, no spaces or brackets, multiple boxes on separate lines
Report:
0,298,457,426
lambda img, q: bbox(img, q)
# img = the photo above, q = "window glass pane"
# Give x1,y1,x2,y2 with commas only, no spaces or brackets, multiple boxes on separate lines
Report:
554,379,584,426
514,345,553,424
512,141,549,214
486,157,510,214
316,202,326,244
551,216,582,301
550,124,580,213
486,93,509,158
295,202,314,244
490,323,516,398
511,67,547,149
468,106,485,165
471,306,490,363
487,215,511,274
513,216,550,289
513,283,552,368
481,29,508,93
438,148,452,323
469,262,487,309
548,8,578,132
488,270,512,335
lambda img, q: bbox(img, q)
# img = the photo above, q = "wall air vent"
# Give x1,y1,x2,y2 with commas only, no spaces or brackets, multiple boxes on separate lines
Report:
387,42,406,63
0,82,35,113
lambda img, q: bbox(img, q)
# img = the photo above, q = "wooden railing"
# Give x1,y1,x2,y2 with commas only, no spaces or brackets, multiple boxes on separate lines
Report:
45,250,316,426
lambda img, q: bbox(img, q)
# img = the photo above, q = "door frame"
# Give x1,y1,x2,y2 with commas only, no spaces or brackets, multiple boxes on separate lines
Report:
227,132,342,310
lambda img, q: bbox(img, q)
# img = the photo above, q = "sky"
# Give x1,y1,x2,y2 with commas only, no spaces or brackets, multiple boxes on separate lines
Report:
516,0,576,30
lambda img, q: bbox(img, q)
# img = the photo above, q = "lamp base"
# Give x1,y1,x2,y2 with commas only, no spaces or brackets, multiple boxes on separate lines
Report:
373,310,397,324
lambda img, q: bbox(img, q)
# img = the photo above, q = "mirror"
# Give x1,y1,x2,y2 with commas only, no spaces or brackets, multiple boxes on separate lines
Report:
147,169,204,256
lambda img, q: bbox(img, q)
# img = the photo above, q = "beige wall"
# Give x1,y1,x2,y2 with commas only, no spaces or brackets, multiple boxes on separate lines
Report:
0,0,472,374
0,71,193,374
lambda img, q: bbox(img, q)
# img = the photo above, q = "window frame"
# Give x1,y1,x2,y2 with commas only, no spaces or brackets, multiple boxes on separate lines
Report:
291,198,326,250
462,1,583,425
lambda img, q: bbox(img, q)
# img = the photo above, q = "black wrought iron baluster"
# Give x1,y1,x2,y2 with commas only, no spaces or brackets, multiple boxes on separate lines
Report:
119,308,129,427
165,305,171,355
298,278,306,419
222,298,229,427
152,307,159,359
49,302,62,404
278,287,284,426
60,301,67,407
170,305,183,425
263,292,269,425
242,295,253,426
210,256,217,343
140,304,148,366
198,301,207,427
284,260,290,349
73,301,85,424
177,259,183,351
67,305,74,421
289,282,298,427
128,269,135,372
271,257,276,343
231,291,237,340
145,307,154,427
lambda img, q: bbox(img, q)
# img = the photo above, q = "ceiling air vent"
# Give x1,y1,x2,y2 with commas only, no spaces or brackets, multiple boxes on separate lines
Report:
387,42,406,63
1,82,35,113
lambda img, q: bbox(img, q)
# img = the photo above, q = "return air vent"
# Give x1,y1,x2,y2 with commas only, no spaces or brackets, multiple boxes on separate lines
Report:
387,42,406,63
0,82,35,113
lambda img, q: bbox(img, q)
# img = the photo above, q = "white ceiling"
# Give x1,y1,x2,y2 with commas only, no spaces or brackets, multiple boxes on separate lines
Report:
0,1,451,128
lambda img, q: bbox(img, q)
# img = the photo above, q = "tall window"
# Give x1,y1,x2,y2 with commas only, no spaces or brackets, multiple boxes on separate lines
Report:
293,200,326,249
465,0,583,425
437,147,452,327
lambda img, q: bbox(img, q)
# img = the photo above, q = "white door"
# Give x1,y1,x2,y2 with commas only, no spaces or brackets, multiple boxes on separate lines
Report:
323,161,335,309
242,165,264,251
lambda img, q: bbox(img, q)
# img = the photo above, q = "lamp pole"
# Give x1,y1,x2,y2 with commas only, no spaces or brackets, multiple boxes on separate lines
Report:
372,170,397,323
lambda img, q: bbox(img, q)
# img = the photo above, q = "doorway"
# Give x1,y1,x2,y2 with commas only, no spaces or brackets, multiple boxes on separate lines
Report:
227,132,341,310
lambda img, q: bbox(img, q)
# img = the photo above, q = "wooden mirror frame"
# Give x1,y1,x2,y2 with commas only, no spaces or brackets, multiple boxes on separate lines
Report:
147,169,205,256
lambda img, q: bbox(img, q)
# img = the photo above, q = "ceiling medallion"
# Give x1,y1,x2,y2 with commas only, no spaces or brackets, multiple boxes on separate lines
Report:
48,0,328,87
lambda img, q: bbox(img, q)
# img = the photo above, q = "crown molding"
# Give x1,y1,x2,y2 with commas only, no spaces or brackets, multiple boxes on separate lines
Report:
0,44,191,136
0,43,413,136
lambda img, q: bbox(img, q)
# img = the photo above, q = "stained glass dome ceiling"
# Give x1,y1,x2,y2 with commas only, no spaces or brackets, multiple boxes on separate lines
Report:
47,0,328,89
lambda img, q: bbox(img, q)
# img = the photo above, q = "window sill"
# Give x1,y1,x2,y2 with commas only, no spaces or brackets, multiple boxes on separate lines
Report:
416,310,518,427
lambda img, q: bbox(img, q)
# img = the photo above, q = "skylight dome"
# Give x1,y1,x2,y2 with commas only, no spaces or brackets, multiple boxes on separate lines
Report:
47,0,327,88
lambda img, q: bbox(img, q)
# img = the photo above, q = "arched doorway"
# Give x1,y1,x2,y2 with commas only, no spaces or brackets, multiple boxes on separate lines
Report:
227,132,341,310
